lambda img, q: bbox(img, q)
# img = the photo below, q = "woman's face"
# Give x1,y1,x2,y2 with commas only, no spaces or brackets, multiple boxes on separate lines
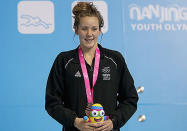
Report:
76,16,101,49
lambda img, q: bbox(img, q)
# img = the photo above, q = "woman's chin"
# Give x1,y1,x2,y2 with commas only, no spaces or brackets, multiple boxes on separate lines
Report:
82,42,96,49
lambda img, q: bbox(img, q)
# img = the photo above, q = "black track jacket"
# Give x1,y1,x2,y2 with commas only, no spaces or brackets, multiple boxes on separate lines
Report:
45,44,138,131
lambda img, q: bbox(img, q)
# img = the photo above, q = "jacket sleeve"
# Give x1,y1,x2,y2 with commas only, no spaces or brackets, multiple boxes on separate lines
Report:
110,53,139,129
45,54,77,127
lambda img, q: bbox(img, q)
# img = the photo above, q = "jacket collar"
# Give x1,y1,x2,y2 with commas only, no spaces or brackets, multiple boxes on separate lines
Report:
72,44,104,64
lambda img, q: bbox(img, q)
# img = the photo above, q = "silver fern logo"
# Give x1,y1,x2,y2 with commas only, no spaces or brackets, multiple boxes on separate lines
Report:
102,67,110,73
102,67,110,80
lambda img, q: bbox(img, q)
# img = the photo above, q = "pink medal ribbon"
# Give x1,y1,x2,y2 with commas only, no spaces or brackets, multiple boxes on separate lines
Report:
78,45,100,104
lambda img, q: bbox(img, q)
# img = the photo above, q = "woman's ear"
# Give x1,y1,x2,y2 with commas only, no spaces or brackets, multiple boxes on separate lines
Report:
74,26,78,35
99,30,102,35
99,29,102,35
99,27,102,35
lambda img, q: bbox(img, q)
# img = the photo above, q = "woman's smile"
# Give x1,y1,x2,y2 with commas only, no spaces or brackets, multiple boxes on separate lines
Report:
85,38,94,43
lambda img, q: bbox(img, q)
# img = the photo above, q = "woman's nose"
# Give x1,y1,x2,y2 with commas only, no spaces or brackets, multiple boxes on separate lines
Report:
86,29,92,36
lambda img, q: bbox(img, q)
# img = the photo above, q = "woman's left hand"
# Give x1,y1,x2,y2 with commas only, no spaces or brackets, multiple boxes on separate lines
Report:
94,119,113,131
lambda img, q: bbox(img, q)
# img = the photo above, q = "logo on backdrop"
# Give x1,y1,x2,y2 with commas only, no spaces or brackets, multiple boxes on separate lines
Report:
17,1,54,34
72,1,108,33
128,4,187,31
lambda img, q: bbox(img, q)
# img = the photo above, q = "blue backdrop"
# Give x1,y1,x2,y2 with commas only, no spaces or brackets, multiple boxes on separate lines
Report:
0,0,187,131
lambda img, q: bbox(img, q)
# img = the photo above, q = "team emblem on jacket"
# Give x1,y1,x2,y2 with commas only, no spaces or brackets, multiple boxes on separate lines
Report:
75,70,81,77
102,67,110,73
102,67,110,80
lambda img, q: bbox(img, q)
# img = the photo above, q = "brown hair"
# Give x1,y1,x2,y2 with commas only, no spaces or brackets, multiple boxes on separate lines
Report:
72,2,104,31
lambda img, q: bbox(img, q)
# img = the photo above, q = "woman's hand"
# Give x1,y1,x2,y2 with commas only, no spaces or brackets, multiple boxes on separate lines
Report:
74,117,97,131
94,119,113,131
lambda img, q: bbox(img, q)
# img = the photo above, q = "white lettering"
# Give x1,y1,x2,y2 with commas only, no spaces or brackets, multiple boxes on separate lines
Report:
164,24,171,31
137,24,144,31
149,5,160,18
171,24,176,31
129,4,187,22
130,23,187,31
179,8,187,20
131,24,136,30
129,4,142,20
130,24,163,31
183,24,187,30
142,7,152,20
176,24,182,30
144,24,150,31
168,8,180,22
155,24,162,30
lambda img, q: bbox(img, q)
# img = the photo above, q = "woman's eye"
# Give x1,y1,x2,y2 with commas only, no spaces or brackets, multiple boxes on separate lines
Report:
92,28,98,31
82,28,87,30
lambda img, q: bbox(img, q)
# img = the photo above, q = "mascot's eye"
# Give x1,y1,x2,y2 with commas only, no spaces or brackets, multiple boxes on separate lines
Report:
100,110,105,117
92,110,98,117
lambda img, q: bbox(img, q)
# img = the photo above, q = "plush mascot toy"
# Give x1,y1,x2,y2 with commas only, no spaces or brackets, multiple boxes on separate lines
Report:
83,103,109,123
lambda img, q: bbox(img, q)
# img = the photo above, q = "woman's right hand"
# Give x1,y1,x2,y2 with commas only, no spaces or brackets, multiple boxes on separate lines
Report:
74,117,97,131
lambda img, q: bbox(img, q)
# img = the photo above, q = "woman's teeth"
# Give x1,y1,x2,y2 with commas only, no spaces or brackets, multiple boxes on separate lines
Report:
85,39,93,43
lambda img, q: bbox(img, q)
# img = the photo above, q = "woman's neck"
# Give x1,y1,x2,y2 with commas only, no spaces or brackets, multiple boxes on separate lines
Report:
80,43,98,66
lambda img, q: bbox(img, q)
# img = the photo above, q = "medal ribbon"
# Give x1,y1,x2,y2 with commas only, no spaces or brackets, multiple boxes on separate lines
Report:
78,45,100,104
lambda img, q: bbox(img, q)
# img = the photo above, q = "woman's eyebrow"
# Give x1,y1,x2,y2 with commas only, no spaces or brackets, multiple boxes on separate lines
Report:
79,25,99,28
